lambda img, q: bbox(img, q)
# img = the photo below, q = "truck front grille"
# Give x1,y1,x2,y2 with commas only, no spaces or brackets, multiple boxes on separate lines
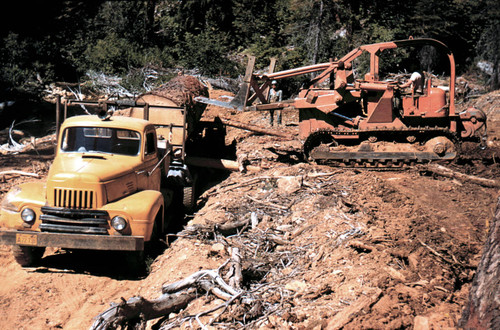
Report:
53,188,95,209
40,206,109,235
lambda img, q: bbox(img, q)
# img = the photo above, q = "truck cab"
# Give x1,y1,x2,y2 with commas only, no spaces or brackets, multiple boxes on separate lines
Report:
0,115,171,267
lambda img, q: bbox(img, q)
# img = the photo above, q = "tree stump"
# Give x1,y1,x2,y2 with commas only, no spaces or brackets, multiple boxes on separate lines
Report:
460,197,500,329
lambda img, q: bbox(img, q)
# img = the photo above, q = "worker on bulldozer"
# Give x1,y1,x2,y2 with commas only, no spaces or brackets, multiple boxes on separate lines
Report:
399,71,424,94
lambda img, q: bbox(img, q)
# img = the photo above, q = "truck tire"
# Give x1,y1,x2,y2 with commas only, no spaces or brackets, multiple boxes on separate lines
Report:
183,186,196,213
125,250,145,273
12,245,45,267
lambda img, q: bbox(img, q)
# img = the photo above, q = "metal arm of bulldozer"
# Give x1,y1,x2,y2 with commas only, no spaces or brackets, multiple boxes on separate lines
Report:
195,56,338,111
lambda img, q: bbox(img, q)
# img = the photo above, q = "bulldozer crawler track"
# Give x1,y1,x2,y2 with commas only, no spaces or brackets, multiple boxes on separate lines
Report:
304,127,460,169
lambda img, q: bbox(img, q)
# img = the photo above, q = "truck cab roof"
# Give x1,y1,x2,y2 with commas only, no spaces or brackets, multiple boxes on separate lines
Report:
61,115,155,132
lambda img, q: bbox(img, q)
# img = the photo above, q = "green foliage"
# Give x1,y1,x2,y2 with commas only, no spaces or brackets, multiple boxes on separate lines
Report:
179,31,238,76
0,0,497,99
474,0,500,88
0,33,56,97
83,33,134,74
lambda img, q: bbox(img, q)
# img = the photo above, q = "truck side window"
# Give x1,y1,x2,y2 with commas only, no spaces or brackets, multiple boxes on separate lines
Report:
145,132,156,155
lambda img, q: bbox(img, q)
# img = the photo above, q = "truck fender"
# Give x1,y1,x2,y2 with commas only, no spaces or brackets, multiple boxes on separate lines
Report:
103,190,164,241
0,182,46,230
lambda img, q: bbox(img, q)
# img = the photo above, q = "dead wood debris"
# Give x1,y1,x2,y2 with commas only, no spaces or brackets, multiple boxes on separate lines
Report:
0,170,39,178
201,170,341,199
91,225,307,329
421,164,500,188
92,169,357,329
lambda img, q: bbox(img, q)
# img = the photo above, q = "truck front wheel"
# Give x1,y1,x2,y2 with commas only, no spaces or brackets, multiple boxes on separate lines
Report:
183,186,196,213
12,245,45,267
125,250,145,274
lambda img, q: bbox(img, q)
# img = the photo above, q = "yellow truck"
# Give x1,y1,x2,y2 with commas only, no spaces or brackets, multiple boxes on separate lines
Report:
0,99,198,267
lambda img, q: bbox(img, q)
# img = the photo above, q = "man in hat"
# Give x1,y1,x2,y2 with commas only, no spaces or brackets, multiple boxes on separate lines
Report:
268,80,282,126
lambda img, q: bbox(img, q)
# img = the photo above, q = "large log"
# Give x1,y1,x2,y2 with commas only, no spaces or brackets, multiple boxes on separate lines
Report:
115,75,209,141
460,197,500,329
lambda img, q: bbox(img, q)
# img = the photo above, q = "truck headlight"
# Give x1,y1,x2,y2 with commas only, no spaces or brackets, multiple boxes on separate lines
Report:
111,216,127,231
21,208,36,223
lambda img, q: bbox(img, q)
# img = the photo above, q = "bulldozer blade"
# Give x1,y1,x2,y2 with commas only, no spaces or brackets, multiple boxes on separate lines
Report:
194,55,257,111
194,96,242,110
229,55,256,111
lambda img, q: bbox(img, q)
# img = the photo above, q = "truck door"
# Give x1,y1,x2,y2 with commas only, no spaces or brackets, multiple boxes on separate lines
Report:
141,129,161,191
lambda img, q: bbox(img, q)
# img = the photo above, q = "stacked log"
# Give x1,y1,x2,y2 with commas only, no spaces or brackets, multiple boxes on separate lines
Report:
136,75,208,136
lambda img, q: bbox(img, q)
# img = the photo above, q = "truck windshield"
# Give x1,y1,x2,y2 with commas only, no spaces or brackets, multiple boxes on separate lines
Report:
61,127,141,156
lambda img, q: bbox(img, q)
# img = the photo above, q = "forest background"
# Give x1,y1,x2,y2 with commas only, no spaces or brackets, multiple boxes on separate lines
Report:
0,0,498,102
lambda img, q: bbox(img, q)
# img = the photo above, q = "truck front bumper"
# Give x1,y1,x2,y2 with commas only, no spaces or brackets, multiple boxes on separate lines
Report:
0,230,144,251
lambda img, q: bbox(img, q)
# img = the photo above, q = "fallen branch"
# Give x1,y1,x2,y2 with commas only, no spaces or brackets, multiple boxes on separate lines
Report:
92,262,244,330
327,289,382,329
348,240,377,252
171,217,252,241
0,170,39,178
246,195,289,211
202,176,268,198
422,164,500,188
185,156,261,173
418,238,463,267
91,289,197,330
202,171,341,199
228,247,243,289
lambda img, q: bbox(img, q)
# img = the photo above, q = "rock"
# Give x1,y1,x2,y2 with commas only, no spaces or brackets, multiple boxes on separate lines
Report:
285,280,308,292
209,243,226,256
408,252,420,270
413,316,429,330
277,176,302,195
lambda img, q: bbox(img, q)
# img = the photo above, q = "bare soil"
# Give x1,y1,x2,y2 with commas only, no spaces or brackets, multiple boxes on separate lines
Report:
0,89,498,329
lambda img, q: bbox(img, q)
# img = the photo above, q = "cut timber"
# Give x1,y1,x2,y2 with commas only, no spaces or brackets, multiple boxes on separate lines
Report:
218,117,291,138
115,75,208,145
460,197,500,329
423,164,500,188
138,75,209,123
185,156,260,172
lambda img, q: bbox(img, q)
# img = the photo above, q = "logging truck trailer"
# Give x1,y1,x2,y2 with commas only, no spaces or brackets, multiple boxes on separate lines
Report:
0,99,196,267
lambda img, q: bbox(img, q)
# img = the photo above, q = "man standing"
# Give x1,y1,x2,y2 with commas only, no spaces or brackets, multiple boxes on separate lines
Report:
268,80,282,126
